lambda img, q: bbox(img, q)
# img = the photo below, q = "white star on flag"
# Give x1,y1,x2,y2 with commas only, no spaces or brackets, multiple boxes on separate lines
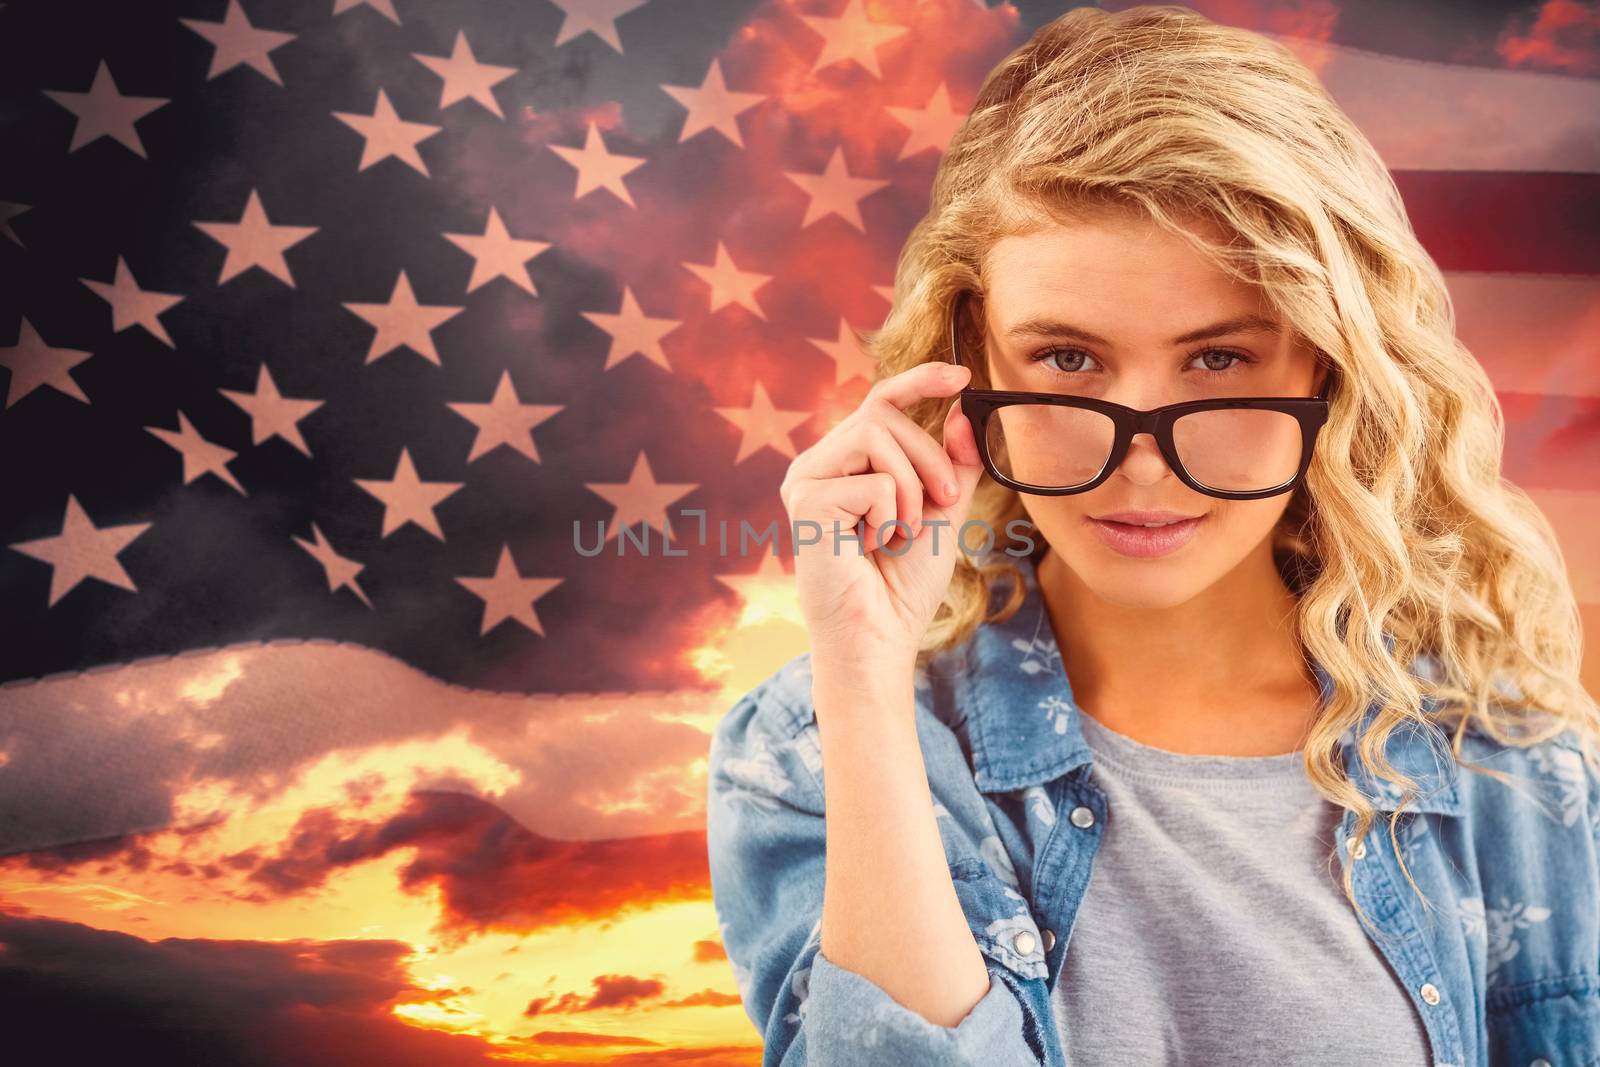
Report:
332,88,441,176
292,522,373,608
342,271,465,366
802,0,908,78
456,545,564,636
547,0,650,52
783,145,891,231
682,242,772,319
9,495,152,608
714,382,813,462
660,59,766,147
78,256,185,349
548,121,647,206
192,188,319,286
179,0,298,86
1,318,92,409
0,201,30,247
41,59,169,158
217,363,325,456
445,369,564,463
584,451,699,543
145,411,247,496
412,29,518,117
354,447,465,540
442,206,552,295
886,82,967,160
333,0,401,26
807,318,879,386
580,286,682,372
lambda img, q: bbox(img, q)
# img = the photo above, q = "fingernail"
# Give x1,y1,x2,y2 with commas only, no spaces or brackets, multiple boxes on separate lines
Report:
944,481,957,499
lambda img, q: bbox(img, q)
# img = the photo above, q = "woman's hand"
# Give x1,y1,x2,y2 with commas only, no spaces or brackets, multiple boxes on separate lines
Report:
780,361,986,677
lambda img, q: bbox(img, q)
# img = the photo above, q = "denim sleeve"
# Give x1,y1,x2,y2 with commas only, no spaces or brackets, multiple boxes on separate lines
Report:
1591,747,1600,976
705,669,1042,1066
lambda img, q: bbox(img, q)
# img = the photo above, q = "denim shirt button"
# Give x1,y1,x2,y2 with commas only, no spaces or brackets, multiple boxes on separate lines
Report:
1069,805,1095,828
1419,982,1441,1005
1013,930,1037,956
1042,927,1057,952
1530,1058,1552,1067
1346,835,1367,860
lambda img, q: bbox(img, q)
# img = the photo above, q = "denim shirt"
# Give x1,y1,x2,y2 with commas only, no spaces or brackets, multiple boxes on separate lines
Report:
705,552,1600,1067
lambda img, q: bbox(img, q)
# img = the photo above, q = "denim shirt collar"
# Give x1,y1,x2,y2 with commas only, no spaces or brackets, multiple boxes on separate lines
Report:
942,550,1464,816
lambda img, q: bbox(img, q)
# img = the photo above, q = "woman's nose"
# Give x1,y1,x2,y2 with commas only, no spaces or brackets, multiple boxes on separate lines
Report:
1111,431,1178,485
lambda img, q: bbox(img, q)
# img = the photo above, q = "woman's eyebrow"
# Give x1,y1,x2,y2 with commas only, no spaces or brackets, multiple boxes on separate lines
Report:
1002,313,1283,346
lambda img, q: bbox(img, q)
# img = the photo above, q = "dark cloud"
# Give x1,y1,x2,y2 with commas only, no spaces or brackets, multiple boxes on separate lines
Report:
526,973,667,1015
0,907,500,1066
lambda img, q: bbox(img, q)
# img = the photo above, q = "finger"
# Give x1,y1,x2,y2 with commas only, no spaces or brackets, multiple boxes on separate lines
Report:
865,360,970,413
790,415,926,532
943,392,983,471
789,472,898,552
931,396,987,529
869,399,961,508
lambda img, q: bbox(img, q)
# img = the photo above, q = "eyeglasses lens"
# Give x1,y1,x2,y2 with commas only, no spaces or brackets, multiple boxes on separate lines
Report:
985,405,1304,493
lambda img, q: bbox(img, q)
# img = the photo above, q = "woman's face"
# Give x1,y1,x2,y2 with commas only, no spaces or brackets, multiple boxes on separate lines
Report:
980,207,1327,609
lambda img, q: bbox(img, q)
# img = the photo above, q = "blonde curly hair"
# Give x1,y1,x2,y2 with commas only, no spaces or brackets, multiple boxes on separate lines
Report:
857,4,1600,926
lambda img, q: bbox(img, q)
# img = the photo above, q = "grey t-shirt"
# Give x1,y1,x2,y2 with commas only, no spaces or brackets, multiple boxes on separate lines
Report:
1051,709,1433,1066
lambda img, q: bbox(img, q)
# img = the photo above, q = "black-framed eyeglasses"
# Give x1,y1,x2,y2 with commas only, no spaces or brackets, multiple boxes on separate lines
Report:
948,289,1332,499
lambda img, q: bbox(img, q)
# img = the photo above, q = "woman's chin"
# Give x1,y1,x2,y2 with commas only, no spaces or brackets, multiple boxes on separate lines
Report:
1088,577,1205,611
1055,533,1214,607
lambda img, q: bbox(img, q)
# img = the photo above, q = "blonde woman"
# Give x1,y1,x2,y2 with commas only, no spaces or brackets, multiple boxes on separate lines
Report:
706,6,1600,1065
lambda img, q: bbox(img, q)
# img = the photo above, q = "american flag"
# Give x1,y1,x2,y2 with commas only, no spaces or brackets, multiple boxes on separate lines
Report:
0,0,1595,1061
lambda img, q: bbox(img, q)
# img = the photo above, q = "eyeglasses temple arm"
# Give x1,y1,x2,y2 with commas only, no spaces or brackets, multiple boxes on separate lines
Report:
948,289,967,367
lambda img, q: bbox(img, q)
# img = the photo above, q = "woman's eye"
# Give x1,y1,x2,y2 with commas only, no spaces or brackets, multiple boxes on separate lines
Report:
1031,347,1098,373
1030,347,1253,375
1189,349,1251,373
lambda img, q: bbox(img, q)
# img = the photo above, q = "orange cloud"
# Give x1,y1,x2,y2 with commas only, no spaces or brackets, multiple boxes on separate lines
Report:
692,938,728,962
1498,0,1600,74
9,790,711,939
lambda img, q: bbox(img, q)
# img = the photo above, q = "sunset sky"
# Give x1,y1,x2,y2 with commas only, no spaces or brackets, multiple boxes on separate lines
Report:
2,0,1597,1061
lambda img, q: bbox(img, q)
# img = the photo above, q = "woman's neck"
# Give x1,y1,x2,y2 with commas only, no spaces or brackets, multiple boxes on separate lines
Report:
1035,544,1322,757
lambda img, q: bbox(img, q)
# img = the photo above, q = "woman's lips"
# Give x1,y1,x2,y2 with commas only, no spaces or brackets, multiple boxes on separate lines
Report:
1085,514,1206,558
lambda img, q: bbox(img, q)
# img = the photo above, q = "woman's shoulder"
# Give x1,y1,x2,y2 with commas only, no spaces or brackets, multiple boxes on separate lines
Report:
715,652,817,742
708,652,826,813
1439,722,1600,1019
1406,648,1598,835
708,648,982,808
1450,721,1598,833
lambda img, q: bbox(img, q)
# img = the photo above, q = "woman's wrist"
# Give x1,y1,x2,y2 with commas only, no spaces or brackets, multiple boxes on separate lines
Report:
811,646,918,708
